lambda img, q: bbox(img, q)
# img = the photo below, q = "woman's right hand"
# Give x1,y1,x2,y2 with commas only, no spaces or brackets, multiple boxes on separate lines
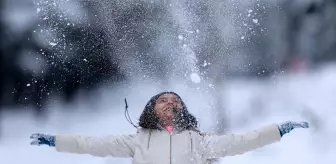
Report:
30,133,56,147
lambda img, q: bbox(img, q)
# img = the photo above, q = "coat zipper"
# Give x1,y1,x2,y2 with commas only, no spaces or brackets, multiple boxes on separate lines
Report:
189,132,193,152
170,135,172,164
147,130,152,149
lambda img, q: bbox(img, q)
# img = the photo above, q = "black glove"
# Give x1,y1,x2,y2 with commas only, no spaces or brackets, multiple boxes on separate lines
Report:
30,133,56,147
278,121,309,137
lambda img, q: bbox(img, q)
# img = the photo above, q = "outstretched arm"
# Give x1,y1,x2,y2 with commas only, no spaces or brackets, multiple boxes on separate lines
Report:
202,121,308,158
30,133,136,158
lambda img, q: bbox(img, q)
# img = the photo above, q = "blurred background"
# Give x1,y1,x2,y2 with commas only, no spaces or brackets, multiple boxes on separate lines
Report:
0,0,335,163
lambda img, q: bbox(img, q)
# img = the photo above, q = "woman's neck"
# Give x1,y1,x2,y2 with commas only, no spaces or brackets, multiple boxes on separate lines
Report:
166,125,174,134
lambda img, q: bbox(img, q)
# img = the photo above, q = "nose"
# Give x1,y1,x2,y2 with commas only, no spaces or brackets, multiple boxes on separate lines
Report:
167,99,177,106
167,99,174,104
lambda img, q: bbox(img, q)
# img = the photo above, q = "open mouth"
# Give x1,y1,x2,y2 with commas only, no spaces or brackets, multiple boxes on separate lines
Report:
163,107,173,112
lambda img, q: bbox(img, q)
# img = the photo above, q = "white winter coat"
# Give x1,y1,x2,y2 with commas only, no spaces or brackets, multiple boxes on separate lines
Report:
55,124,281,164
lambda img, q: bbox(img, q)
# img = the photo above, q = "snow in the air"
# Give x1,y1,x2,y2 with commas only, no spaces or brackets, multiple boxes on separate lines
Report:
190,73,201,83
49,42,57,46
252,19,258,24
178,35,184,40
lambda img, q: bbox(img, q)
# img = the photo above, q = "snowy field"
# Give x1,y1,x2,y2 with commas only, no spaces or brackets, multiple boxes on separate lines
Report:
0,64,335,164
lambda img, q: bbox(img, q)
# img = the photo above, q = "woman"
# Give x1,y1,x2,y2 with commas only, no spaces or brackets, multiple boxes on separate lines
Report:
30,91,309,164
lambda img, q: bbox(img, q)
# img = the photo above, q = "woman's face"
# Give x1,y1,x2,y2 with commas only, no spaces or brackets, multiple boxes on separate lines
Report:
154,94,183,125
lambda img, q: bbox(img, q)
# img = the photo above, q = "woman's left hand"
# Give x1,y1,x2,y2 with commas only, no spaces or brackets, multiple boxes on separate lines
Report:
279,121,309,136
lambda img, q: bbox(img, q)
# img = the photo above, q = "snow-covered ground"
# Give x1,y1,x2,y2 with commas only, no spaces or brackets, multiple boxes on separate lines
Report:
1,64,335,164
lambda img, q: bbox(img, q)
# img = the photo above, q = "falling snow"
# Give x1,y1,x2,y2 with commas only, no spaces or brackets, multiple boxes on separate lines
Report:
190,73,201,83
252,19,258,24
178,35,184,40
49,42,57,46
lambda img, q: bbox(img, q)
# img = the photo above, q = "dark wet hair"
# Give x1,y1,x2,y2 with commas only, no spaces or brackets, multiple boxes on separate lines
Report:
138,91,199,131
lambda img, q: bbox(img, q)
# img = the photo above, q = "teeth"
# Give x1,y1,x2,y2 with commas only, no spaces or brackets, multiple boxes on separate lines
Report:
165,107,173,111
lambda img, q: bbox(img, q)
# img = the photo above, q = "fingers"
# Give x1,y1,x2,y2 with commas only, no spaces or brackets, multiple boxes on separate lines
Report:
299,122,309,128
30,133,41,146
292,122,309,128
30,133,44,146
30,140,41,146
30,133,42,139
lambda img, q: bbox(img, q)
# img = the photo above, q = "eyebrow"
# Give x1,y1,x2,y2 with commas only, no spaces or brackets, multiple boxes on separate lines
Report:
157,97,168,100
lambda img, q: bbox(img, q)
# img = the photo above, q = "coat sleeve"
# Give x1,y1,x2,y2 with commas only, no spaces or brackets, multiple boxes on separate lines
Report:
202,124,281,158
55,134,136,158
